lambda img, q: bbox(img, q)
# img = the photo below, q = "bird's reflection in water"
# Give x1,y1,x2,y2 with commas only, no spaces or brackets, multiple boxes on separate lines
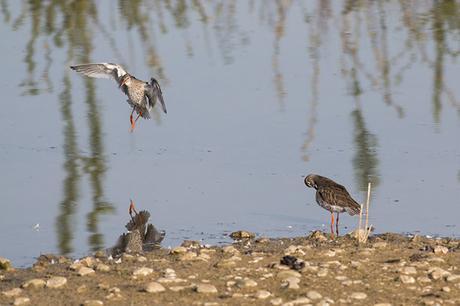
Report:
109,200,165,257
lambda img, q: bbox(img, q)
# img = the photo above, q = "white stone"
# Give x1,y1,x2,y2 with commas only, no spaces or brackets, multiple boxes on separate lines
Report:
254,290,271,299
307,290,322,300
133,267,153,277
236,278,257,288
446,274,460,282
83,300,103,306
399,275,416,284
401,266,417,275
277,270,301,279
195,284,218,294
428,267,450,280
78,267,95,276
22,279,46,289
351,292,367,300
270,297,283,305
95,263,110,272
433,245,448,255
282,297,311,305
144,282,166,293
46,277,67,289
281,277,300,289
13,297,30,305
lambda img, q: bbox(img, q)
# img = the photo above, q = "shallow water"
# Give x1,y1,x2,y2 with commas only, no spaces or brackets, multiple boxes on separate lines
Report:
0,0,459,267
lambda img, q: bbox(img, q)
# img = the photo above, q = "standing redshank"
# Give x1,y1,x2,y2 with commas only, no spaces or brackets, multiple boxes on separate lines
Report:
70,63,167,131
304,174,361,236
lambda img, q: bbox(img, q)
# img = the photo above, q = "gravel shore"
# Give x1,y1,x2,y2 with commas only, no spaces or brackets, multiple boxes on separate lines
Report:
1,232,459,305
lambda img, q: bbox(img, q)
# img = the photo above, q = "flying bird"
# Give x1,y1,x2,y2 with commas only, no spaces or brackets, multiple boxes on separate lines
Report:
304,174,361,237
70,63,167,131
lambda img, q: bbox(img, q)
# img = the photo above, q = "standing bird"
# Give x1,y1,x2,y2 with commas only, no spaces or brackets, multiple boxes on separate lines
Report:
70,63,167,132
304,174,361,237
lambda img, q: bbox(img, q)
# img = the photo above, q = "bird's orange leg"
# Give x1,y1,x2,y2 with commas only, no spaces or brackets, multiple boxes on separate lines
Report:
130,111,143,133
330,212,335,237
336,212,340,236
129,108,136,132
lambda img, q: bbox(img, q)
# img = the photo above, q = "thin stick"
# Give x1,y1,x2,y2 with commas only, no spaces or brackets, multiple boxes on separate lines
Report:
365,182,371,237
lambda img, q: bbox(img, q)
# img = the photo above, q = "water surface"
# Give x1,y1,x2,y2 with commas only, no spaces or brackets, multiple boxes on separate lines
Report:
0,0,459,266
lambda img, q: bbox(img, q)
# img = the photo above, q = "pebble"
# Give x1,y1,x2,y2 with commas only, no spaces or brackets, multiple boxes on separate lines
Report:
277,270,301,279
284,245,306,256
317,269,328,277
254,290,271,299
144,282,166,293
236,278,258,288
121,253,135,261
78,267,95,276
281,276,300,289
136,256,147,262
442,286,450,292
171,246,187,254
133,267,153,277
46,277,67,288
80,257,95,267
401,266,417,275
428,267,450,280
282,297,311,305
351,292,367,300
83,300,104,306
22,279,46,289
374,303,392,306
270,297,283,305
13,297,30,305
0,257,12,270
194,284,218,294
2,288,22,297
69,262,83,271
399,275,416,284
77,285,87,293
95,263,110,272
306,290,322,300
446,274,460,282
433,245,448,255
169,286,187,292
373,242,388,248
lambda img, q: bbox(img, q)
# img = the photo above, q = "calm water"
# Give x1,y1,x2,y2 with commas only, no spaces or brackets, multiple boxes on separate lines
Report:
0,1,459,266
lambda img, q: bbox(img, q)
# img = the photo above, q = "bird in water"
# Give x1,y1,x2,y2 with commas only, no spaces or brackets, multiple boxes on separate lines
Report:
304,174,361,237
70,63,167,132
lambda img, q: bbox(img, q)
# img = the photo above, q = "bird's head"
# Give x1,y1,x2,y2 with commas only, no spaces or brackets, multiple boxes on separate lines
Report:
304,174,318,189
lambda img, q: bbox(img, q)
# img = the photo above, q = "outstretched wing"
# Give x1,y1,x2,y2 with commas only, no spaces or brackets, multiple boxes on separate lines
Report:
70,63,128,85
145,78,167,114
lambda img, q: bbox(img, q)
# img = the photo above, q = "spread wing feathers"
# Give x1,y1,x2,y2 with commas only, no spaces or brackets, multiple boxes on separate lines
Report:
70,63,128,84
317,186,361,216
125,210,151,233
144,224,166,245
145,78,167,114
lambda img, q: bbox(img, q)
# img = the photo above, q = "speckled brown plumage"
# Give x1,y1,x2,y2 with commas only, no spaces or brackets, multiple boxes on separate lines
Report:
304,174,361,236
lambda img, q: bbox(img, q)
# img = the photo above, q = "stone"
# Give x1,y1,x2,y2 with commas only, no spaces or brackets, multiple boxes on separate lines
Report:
121,254,135,261
171,246,187,254
417,276,432,283
308,230,328,242
77,285,87,293
401,266,417,275
46,277,67,289
2,288,22,297
83,300,103,306
270,297,283,305
282,297,311,305
22,278,46,289
317,269,328,277
254,290,271,299
13,297,30,305
277,270,301,279
0,257,12,270
307,290,322,300
95,263,110,272
144,282,165,293
399,275,416,284
69,262,83,271
446,274,460,282
169,286,187,292
428,267,450,280
136,256,147,263
80,257,96,267
195,284,218,294
281,277,300,289
284,245,306,256
236,278,258,288
78,267,95,276
230,230,255,239
351,292,367,300
442,286,450,292
133,267,153,277
433,245,448,255
374,304,392,306
179,252,197,261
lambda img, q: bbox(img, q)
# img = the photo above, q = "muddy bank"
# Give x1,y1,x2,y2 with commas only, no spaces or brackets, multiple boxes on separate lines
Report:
1,232,459,306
